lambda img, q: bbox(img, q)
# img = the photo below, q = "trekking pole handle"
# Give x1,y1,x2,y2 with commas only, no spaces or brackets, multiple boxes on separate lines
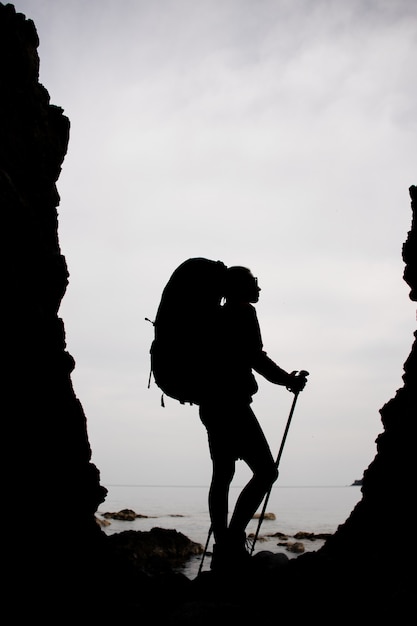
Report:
287,369,309,393
292,370,309,382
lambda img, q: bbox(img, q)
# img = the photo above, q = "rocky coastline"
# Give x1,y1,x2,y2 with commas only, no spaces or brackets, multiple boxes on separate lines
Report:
98,508,333,569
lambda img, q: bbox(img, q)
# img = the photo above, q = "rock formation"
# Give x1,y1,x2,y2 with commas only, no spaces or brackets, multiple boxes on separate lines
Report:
2,3,415,622
1,3,107,617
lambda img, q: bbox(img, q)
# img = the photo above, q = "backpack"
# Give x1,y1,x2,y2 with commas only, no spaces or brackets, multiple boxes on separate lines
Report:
148,257,227,405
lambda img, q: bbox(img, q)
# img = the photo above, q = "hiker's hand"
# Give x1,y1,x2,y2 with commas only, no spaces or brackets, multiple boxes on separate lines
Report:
287,370,309,393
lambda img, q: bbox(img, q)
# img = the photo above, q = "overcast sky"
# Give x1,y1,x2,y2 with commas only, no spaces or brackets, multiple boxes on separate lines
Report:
14,0,416,488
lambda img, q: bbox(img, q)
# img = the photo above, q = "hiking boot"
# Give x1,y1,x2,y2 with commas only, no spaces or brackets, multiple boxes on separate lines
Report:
210,531,251,572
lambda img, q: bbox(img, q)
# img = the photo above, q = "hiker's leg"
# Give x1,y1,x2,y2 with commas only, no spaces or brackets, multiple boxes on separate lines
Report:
199,403,236,544
228,407,278,537
209,456,235,544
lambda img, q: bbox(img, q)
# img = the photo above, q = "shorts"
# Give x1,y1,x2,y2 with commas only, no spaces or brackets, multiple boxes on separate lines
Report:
199,401,274,465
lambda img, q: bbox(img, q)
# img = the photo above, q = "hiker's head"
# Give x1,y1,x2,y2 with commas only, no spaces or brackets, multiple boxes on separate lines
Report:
224,266,260,303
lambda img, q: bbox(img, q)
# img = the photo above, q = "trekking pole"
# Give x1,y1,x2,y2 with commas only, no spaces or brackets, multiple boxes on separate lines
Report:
250,371,308,556
198,525,213,575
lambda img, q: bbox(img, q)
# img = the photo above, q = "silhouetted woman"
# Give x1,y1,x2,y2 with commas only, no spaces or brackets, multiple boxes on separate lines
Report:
199,266,308,570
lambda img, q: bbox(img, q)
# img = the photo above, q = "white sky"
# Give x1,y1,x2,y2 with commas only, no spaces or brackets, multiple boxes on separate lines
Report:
14,0,416,487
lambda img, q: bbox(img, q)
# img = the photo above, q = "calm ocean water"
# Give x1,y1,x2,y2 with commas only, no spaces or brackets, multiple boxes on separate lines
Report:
98,484,362,578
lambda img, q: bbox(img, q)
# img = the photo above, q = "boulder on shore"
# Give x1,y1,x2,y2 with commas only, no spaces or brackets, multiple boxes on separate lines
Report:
102,508,149,521
107,527,203,575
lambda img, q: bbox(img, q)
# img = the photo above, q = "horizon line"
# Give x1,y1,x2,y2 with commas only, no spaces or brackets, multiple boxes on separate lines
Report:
103,483,360,489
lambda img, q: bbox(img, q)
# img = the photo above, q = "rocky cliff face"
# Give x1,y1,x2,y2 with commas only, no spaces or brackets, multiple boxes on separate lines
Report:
1,3,107,616
2,3,415,622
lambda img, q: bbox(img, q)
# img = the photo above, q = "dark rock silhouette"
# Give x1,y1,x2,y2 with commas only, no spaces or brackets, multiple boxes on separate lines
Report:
102,508,150,520
107,527,203,575
1,3,108,618
2,3,415,622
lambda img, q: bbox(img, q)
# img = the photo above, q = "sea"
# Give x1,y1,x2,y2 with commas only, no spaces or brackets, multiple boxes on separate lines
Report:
97,484,362,579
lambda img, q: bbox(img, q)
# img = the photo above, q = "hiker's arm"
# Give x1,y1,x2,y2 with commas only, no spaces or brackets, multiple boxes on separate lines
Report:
249,309,307,392
252,351,292,385
252,352,307,393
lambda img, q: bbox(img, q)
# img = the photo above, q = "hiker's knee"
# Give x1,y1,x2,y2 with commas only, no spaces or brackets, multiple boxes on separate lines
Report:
256,463,278,488
270,465,279,485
